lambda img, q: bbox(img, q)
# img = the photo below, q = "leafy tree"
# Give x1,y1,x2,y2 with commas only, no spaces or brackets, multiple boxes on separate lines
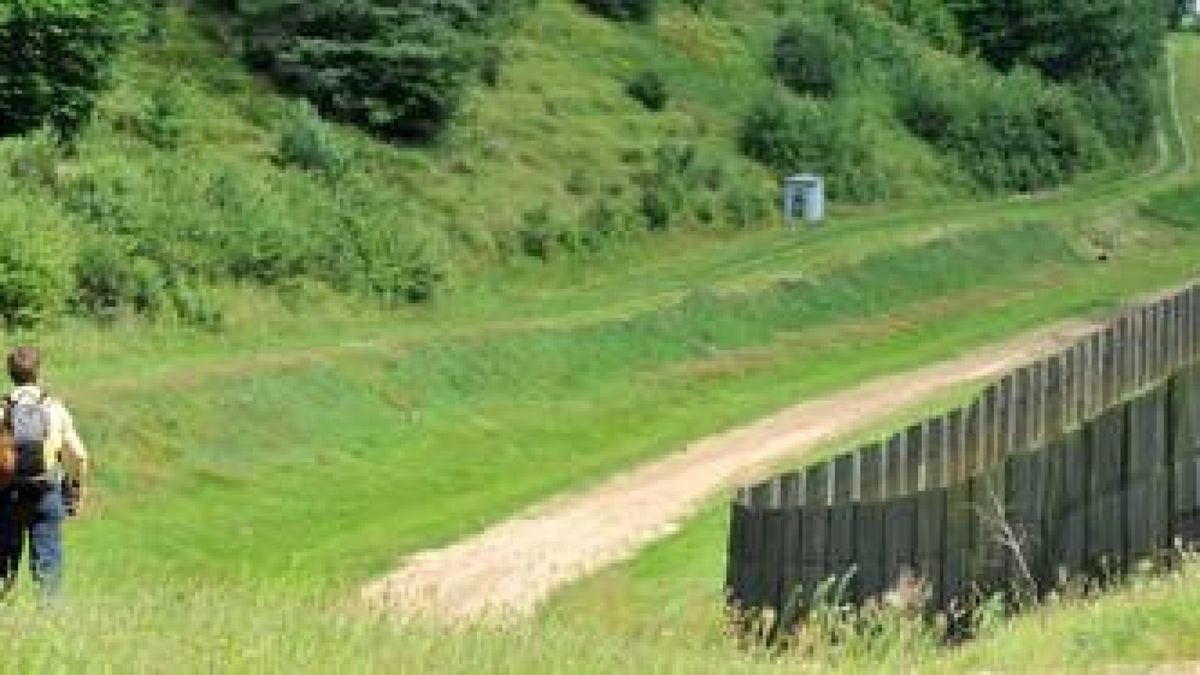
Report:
877,0,962,52
948,0,1165,84
236,0,515,142
0,0,127,143
949,0,1166,148
772,17,853,98
0,197,76,329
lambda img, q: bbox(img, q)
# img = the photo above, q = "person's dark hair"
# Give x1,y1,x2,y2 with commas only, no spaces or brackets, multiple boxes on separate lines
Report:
7,346,41,386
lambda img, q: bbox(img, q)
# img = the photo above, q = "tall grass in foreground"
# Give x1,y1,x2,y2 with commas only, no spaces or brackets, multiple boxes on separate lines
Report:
16,558,1200,673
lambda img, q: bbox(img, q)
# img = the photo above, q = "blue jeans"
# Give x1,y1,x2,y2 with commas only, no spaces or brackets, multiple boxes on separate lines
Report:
0,483,64,598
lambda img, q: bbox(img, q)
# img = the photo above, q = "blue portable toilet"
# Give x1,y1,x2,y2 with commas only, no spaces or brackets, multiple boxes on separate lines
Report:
783,174,825,227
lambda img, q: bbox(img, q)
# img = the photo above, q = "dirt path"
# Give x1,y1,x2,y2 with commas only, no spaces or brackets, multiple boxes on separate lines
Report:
362,318,1101,623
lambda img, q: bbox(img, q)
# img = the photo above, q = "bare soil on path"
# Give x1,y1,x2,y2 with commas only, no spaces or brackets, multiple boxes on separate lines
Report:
362,317,1104,623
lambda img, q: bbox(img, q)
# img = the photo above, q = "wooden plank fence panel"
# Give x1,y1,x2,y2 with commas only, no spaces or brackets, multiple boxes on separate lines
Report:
1063,346,1078,430
1101,327,1116,409
1006,448,1048,596
917,417,947,608
1174,367,1200,532
799,465,830,609
1161,298,1172,375
1117,316,1132,401
1046,355,1064,440
1059,430,1090,579
1032,361,1047,446
761,480,786,613
998,376,1015,459
743,484,769,609
1080,340,1094,422
883,433,915,593
1140,307,1152,390
1014,368,1031,451
728,490,749,607
779,472,803,617
828,454,857,601
1087,407,1126,573
1126,391,1168,564
1185,288,1196,363
1089,333,1104,418
943,410,970,608
856,444,886,602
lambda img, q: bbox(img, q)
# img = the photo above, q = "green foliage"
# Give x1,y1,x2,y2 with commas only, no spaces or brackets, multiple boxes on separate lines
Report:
276,102,348,178
0,196,75,329
625,70,668,111
771,16,854,98
135,86,185,151
0,0,128,143
894,62,1108,192
878,0,962,52
949,0,1167,148
235,0,513,142
740,96,892,202
744,0,1144,199
577,0,657,22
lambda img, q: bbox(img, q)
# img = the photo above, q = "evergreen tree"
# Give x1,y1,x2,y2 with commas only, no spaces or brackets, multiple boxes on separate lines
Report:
0,0,127,143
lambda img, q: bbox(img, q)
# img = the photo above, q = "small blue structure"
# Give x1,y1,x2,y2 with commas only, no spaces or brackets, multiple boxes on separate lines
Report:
783,174,825,227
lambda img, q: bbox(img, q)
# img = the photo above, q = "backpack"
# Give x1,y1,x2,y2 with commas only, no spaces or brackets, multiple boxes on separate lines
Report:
0,394,51,485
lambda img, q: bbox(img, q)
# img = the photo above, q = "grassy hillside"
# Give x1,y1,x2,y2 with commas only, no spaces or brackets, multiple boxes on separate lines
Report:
0,0,1167,328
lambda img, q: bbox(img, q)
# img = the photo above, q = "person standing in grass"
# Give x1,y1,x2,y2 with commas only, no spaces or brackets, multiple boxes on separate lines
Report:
0,346,89,598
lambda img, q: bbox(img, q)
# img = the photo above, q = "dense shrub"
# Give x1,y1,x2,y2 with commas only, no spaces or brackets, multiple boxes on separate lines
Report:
136,87,185,150
878,0,961,52
949,0,1166,148
771,18,853,98
740,96,891,202
276,102,348,178
236,0,514,142
0,198,76,328
625,70,668,111
577,0,656,22
0,0,128,143
894,61,1107,192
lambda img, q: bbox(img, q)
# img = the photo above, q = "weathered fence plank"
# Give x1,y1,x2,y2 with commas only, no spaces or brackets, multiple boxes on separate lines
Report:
828,454,857,601
856,443,886,602
779,472,803,618
1087,407,1126,574
917,418,947,608
798,465,830,609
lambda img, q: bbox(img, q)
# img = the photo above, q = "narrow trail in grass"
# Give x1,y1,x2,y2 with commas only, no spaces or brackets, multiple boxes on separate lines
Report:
362,316,1100,622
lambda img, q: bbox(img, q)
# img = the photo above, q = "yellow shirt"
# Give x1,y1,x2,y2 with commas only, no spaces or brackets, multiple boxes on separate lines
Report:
1,385,89,482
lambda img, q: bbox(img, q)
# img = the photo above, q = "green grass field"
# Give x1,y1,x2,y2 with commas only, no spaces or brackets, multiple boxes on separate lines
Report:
1,7,1199,673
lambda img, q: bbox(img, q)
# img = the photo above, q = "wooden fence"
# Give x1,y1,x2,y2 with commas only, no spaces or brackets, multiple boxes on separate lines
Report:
726,283,1200,628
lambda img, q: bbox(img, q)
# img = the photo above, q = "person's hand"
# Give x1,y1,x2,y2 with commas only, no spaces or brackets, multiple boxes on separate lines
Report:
66,482,84,517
